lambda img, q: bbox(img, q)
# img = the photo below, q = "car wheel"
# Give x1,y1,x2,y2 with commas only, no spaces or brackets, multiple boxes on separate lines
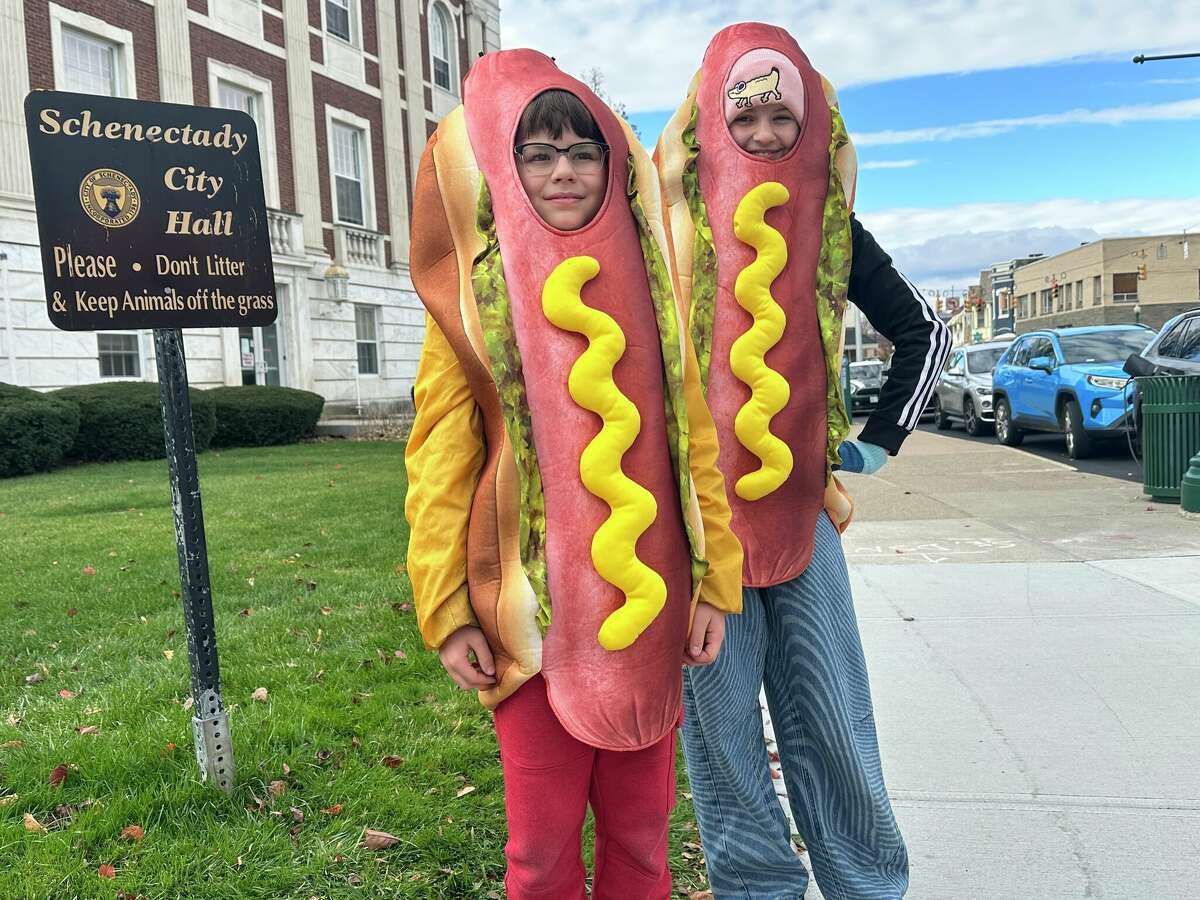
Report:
1062,399,1095,460
995,398,1023,446
963,397,986,437
934,395,951,430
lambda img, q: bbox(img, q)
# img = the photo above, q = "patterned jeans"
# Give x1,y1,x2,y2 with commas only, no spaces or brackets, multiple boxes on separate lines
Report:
682,513,908,900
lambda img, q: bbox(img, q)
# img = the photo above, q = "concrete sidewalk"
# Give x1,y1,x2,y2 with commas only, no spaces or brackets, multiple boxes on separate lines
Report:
833,427,1200,899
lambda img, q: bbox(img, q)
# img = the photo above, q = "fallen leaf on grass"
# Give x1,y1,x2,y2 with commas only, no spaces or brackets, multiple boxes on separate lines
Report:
182,697,194,711
98,864,116,879
2,740,25,749
25,672,44,685
24,812,46,832
689,893,714,900
49,763,69,788
319,606,332,615
320,804,343,816
75,726,99,735
251,687,269,703
0,794,18,806
393,563,407,576
246,577,255,588
455,785,476,798
381,756,403,768
66,608,77,617
120,825,144,842
5,713,20,726
269,780,286,798
163,649,175,661
163,742,178,755
238,608,253,617
58,689,77,699
362,829,400,850
289,806,304,823
82,566,96,576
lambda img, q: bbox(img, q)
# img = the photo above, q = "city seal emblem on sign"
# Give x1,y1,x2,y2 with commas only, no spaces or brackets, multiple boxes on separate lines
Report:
79,168,141,228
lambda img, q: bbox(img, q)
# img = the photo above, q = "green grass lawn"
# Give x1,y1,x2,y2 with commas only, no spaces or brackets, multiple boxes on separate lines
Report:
0,441,710,899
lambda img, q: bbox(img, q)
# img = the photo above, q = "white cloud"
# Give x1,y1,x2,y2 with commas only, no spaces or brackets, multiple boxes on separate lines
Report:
1147,77,1200,86
858,197,1200,289
852,98,1200,146
501,1,1200,113
859,159,924,170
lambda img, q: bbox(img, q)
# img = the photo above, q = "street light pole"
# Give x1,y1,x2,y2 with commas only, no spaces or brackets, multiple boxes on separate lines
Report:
1133,51,1200,63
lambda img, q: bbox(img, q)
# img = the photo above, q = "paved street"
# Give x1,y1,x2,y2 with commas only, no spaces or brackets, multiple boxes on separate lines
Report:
828,423,1200,899
825,424,1200,900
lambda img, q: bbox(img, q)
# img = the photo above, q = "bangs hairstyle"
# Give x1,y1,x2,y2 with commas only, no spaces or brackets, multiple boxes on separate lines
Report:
515,90,604,145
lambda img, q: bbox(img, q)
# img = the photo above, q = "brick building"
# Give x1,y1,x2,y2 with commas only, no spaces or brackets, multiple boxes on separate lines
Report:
0,0,500,415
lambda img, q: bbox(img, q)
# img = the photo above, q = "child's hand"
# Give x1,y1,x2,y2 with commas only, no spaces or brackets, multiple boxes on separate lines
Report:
438,626,497,690
684,603,726,667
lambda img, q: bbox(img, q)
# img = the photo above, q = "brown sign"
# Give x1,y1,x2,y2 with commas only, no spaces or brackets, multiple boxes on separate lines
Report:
25,90,277,331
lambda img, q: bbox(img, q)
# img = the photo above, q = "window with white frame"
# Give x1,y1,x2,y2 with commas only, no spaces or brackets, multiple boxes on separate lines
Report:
62,26,121,96
331,122,366,226
326,0,353,43
209,62,279,209
216,80,259,123
355,305,379,375
1157,242,1168,260
430,3,455,92
98,333,140,378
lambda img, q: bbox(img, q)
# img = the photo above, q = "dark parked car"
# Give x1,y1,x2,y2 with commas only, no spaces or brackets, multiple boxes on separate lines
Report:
1139,308,1200,374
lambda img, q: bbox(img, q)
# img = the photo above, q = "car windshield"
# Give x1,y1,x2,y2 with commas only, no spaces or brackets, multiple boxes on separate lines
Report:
965,348,1006,374
849,362,882,373
1058,330,1152,364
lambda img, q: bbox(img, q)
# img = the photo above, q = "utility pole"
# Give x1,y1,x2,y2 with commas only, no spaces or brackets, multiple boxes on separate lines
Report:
1133,52,1200,63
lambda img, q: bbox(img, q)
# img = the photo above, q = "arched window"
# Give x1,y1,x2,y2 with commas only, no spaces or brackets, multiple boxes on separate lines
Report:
430,3,455,92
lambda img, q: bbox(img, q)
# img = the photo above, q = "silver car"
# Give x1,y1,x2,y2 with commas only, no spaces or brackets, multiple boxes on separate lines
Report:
933,339,1014,436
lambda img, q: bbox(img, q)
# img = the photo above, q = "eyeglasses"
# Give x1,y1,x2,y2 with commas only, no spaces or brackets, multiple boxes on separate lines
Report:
513,141,609,176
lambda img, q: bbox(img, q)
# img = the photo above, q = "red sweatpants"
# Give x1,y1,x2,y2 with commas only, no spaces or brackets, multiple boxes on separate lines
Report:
492,674,678,900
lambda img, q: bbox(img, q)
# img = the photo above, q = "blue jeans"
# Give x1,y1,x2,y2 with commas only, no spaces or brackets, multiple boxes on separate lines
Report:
682,512,908,899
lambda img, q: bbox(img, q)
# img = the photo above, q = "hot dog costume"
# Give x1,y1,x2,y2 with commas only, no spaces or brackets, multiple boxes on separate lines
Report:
404,49,742,754
653,24,914,898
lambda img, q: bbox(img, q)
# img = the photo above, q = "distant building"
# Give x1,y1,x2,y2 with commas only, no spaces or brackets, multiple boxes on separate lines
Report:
1012,235,1198,334
987,253,1044,336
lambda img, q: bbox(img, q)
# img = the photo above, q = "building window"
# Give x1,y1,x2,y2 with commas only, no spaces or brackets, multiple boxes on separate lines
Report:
355,305,379,375
1064,282,1072,308
1093,275,1102,305
216,80,258,122
98,333,140,378
62,26,121,96
331,122,365,226
430,2,455,92
1112,273,1138,303
1041,289,1052,315
326,0,353,43
1157,242,1167,260
1075,280,1083,310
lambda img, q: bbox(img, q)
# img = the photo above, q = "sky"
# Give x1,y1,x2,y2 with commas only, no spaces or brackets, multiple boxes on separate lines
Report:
504,1,1200,296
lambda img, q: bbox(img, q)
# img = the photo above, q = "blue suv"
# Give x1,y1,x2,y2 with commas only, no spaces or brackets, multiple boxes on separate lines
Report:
991,325,1153,458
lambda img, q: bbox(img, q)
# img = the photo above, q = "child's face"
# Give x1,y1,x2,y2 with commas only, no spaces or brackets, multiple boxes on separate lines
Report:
516,127,607,231
728,102,799,159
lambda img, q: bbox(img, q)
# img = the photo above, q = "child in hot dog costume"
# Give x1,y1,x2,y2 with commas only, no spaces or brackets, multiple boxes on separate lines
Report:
405,49,743,899
655,23,950,899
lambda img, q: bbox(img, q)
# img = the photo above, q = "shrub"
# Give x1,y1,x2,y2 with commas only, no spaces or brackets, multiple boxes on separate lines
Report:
54,381,216,462
208,385,325,448
0,383,81,477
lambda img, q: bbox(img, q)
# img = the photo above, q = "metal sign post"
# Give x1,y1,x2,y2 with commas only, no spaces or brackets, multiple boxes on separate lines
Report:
155,328,233,791
25,91,277,792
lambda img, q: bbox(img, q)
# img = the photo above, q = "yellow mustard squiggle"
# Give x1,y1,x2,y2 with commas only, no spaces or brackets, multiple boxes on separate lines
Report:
730,181,793,501
541,256,666,652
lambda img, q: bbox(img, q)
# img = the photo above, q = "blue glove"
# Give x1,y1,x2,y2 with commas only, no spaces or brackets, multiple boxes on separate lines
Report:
835,439,889,475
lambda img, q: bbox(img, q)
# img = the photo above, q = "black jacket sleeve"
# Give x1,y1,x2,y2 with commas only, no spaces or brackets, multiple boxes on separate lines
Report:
848,214,952,454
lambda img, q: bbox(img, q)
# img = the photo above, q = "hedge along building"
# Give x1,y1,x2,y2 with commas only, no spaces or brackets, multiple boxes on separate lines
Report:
0,0,500,415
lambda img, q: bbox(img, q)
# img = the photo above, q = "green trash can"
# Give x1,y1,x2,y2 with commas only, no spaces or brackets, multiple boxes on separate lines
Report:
1140,374,1200,502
